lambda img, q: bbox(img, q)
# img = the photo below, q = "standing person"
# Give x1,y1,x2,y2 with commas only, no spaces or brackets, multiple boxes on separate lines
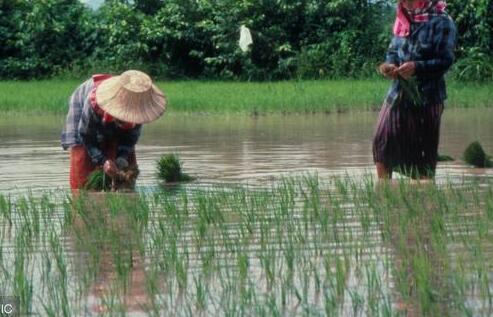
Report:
373,0,456,179
61,70,166,192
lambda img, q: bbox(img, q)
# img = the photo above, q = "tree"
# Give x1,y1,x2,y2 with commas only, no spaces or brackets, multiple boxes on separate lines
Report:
0,0,95,78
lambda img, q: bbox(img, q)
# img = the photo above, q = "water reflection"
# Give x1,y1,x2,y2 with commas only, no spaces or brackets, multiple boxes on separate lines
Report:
69,193,150,315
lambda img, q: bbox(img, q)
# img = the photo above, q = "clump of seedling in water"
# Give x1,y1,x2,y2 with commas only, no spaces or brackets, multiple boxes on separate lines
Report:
157,154,195,183
84,160,139,191
463,141,492,168
2,175,493,315
84,170,111,191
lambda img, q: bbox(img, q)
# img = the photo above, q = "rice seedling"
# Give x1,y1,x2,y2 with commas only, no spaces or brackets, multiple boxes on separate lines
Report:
0,194,13,227
84,170,111,191
156,154,195,183
1,175,493,315
397,75,423,108
463,141,493,168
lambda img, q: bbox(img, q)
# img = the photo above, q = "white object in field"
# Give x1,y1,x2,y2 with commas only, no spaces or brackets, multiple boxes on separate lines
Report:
239,25,253,52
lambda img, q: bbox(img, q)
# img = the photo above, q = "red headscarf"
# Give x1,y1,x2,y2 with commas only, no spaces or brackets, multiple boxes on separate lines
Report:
393,0,447,37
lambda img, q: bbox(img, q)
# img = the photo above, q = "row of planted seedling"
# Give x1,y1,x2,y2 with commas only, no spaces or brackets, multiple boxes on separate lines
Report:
0,175,492,316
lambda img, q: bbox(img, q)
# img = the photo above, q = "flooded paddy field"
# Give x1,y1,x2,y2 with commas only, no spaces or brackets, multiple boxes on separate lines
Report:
1,176,493,316
0,109,492,316
0,108,492,192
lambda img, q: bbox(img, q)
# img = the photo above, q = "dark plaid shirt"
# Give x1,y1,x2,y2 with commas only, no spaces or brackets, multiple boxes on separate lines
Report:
384,14,457,107
61,78,142,165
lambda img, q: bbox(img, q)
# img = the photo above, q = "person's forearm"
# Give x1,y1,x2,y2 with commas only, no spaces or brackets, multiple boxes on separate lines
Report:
415,56,453,76
80,134,105,165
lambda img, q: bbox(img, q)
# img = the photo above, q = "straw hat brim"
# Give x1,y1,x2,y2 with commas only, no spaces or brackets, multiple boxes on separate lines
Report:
95,75,166,124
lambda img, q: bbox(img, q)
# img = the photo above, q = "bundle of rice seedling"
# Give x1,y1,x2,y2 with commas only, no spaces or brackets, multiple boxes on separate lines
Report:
463,141,493,168
397,75,423,108
84,160,140,192
84,169,112,191
157,154,194,183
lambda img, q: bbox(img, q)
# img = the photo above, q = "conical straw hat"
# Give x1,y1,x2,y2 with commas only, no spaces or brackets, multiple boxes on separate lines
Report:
95,70,166,124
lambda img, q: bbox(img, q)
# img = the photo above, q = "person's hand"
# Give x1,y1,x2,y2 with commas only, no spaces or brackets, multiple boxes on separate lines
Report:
103,159,118,177
378,63,398,80
397,61,416,79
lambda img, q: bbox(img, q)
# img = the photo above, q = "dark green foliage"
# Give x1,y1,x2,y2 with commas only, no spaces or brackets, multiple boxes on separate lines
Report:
463,141,493,168
84,170,111,191
134,0,164,15
451,48,493,81
0,0,95,79
157,154,194,183
447,0,493,81
0,0,492,80
447,1,493,56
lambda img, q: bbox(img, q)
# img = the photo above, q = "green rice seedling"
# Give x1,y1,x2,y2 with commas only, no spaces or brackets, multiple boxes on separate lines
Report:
0,244,8,291
237,251,249,282
0,194,13,227
259,250,277,292
335,257,348,299
348,289,364,317
84,169,112,191
49,231,67,283
20,195,41,243
14,248,33,315
365,263,383,315
323,280,339,316
3,175,493,315
194,275,207,312
175,254,188,291
156,154,195,183
380,295,393,317
144,267,162,316
397,75,423,108
479,270,492,310
266,292,282,317
41,233,71,317
463,141,493,168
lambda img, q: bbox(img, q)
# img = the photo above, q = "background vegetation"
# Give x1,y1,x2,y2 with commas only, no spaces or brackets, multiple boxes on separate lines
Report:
0,79,491,114
0,0,492,81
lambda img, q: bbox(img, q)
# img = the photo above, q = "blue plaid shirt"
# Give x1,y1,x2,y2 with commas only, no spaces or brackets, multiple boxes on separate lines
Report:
384,14,457,107
61,78,142,165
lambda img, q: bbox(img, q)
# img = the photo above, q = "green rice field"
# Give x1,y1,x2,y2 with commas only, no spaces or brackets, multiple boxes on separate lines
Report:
0,80,492,115
1,175,492,316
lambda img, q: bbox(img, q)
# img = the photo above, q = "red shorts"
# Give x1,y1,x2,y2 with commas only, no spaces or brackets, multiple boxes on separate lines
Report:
69,142,137,191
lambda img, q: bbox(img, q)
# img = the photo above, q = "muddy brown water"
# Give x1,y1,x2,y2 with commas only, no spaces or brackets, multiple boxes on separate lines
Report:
0,109,492,193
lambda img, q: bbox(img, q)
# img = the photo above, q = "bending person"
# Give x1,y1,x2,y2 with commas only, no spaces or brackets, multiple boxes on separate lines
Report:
61,70,166,191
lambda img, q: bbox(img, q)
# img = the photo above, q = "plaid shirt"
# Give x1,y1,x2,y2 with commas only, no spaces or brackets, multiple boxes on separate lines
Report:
384,14,457,107
61,78,142,165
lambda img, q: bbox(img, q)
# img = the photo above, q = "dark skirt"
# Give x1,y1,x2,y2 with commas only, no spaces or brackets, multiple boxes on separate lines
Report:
373,102,444,177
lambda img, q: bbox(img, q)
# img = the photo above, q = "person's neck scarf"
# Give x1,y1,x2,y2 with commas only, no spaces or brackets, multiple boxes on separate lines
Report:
393,0,447,37
90,74,136,130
